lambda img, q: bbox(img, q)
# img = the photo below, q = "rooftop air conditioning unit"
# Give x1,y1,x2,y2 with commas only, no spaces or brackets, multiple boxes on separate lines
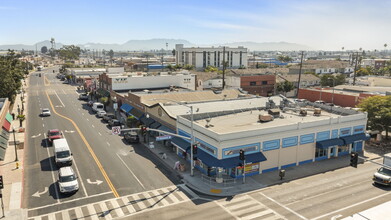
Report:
268,109,280,117
313,108,321,116
259,114,273,122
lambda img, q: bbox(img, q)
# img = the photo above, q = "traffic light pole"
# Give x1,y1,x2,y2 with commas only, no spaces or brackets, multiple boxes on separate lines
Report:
358,155,391,169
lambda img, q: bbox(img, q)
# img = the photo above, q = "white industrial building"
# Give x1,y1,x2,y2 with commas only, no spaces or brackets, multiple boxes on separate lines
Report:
175,44,248,70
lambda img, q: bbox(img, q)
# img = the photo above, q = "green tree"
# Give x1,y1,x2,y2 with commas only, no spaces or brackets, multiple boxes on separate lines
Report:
204,65,218,72
58,45,81,60
277,80,295,96
166,64,175,71
183,64,194,70
0,51,27,102
320,74,345,87
277,55,293,63
256,62,268,68
357,96,391,139
41,46,48,54
108,49,114,66
174,64,182,70
126,115,138,128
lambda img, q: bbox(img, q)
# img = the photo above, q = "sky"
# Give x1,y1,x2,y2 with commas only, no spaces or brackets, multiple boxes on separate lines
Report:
1,0,390,50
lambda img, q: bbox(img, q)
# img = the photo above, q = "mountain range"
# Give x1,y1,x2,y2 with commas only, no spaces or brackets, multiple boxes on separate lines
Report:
0,39,312,51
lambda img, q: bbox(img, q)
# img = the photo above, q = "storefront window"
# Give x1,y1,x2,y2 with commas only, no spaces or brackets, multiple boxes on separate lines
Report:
315,148,327,157
338,145,349,153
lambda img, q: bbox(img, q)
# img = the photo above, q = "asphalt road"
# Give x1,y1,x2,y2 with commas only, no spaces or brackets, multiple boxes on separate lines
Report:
23,68,181,216
125,156,391,220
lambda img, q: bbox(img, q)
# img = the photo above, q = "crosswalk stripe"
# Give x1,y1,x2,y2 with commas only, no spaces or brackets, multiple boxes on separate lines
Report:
47,213,56,220
87,204,99,220
174,190,189,201
139,193,154,208
160,188,180,203
99,202,112,220
61,210,70,220
132,194,147,210
121,197,136,213
111,199,125,217
243,209,274,220
74,207,84,219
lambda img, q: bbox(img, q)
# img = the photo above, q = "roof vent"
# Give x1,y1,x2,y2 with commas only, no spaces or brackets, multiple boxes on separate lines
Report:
299,109,307,116
268,109,280,117
259,114,274,122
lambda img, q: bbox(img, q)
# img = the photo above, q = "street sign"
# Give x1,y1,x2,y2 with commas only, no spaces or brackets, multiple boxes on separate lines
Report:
113,103,118,111
156,135,172,141
111,126,121,135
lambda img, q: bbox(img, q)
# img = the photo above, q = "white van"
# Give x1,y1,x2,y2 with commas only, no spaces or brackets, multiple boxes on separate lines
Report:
53,138,73,167
92,102,104,112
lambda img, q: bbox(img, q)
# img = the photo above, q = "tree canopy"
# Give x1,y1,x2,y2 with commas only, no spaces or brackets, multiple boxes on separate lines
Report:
277,55,293,63
277,80,295,96
0,50,28,102
357,96,391,139
320,74,345,87
41,46,48,54
58,45,81,60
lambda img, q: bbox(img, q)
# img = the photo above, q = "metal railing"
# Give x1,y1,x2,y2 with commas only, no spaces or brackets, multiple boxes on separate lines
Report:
201,174,236,187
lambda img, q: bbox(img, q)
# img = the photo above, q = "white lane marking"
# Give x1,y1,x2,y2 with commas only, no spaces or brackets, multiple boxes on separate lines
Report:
32,187,48,197
312,191,391,220
86,179,103,185
28,191,112,211
75,90,79,95
43,133,60,204
62,89,66,94
116,153,145,189
54,90,65,107
31,133,41,138
43,124,45,127
259,192,308,220
331,214,342,220
107,142,110,146
86,118,89,121
82,113,84,116
92,124,95,128
98,132,102,136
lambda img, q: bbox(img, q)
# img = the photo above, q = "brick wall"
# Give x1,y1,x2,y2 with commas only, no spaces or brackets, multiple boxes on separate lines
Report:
240,75,276,96
298,88,359,107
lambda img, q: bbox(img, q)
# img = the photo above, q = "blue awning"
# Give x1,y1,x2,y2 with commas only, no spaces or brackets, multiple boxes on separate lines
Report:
195,150,267,168
158,125,175,134
150,122,161,129
128,108,144,120
340,133,370,145
171,137,190,151
316,138,344,149
120,103,133,113
140,116,155,126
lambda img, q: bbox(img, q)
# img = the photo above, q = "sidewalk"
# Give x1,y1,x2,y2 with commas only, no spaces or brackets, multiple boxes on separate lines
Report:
140,134,383,197
0,78,29,218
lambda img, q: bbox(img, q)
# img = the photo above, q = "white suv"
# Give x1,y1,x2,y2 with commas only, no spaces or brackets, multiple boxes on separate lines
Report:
58,167,79,194
41,108,51,116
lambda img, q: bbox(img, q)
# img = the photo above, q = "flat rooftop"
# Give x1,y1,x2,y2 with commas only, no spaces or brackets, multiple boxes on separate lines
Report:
194,108,349,135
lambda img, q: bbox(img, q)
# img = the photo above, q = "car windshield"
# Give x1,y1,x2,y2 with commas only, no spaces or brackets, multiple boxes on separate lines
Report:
43,109,50,112
50,131,61,136
56,151,70,158
60,174,76,182
378,167,391,176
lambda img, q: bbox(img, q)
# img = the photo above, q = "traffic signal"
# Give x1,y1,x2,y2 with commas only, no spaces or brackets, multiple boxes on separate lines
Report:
350,152,358,168
0,175,3,189
192,144,198,154
141,126,147,135
239,149,245,161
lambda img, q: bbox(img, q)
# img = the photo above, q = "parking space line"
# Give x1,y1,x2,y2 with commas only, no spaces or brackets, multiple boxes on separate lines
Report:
107,142,110,146
259,192,308,220
116,153,145,189
98,132,102,136
54,90,65,107
92,125,95,128
86,118,89,121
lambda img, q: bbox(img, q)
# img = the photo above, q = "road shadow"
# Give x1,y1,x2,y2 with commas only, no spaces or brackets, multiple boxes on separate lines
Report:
49,182,76,200
41,139,50,148
373,183,391,191
40,157,58,172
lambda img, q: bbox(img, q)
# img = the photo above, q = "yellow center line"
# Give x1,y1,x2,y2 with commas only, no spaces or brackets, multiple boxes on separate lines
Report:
45,91,119,198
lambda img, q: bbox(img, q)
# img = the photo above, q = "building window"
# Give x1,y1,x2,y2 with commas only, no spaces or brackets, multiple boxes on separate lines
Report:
217,52,220,67
315,148,327,157
240,51,242,67
203,51,206,68
262,81,267,85
214,51,217,66
250,81,256,86
207,52,210,66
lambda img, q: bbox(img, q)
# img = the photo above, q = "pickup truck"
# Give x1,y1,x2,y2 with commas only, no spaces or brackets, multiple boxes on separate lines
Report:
123,131,140,143
102,114,115,123
78,93,89,100
373,153,391,186
108,119,122,128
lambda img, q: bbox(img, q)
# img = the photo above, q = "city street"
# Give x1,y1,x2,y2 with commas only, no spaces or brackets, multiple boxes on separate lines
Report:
23,68,182,216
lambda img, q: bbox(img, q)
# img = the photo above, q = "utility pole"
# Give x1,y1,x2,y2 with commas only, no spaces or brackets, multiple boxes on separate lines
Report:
353,52,359,86
296,51,304,98
222,46,226,90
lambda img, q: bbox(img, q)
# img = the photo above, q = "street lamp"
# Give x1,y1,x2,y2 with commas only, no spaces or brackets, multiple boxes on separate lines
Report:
151,98,196,176
12,128,18,162
112,96,118,119
328,77,335,112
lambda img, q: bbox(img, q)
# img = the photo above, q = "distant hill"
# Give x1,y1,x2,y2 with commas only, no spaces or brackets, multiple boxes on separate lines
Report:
0,39,311,51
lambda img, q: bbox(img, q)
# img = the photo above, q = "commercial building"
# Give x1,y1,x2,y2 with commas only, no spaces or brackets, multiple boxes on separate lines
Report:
0,98,11,161
138,94,369,179
175,44,248,70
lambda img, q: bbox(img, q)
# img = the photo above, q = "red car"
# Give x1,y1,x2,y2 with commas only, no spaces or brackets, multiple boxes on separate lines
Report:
47,129,63,145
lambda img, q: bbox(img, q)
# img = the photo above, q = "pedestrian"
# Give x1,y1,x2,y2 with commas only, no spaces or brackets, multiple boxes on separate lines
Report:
174,161,180,170
162,153,167,159
11,113,15,120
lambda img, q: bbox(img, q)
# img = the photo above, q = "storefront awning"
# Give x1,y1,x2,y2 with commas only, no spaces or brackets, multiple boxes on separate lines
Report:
140,116,155,127
0,147,5,161
0,135,7,149
5,113,12,123
195,150,267,168
316,138,344,149
2,120,11,132
150,122,161,129
158,125,175,134
171,137,190,151
340,133,370,145
128,108,144,120
120,103,133,113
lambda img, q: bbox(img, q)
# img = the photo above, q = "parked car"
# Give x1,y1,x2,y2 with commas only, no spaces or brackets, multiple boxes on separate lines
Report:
123,131,140,143
92,102,104,113
88,101,94,107
96,110,106,118
108,119,122,128
78,93,89,100
102,114,115,122
47,129,63,146
314,100,326,105
58,166,79,194
41,108,51,116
